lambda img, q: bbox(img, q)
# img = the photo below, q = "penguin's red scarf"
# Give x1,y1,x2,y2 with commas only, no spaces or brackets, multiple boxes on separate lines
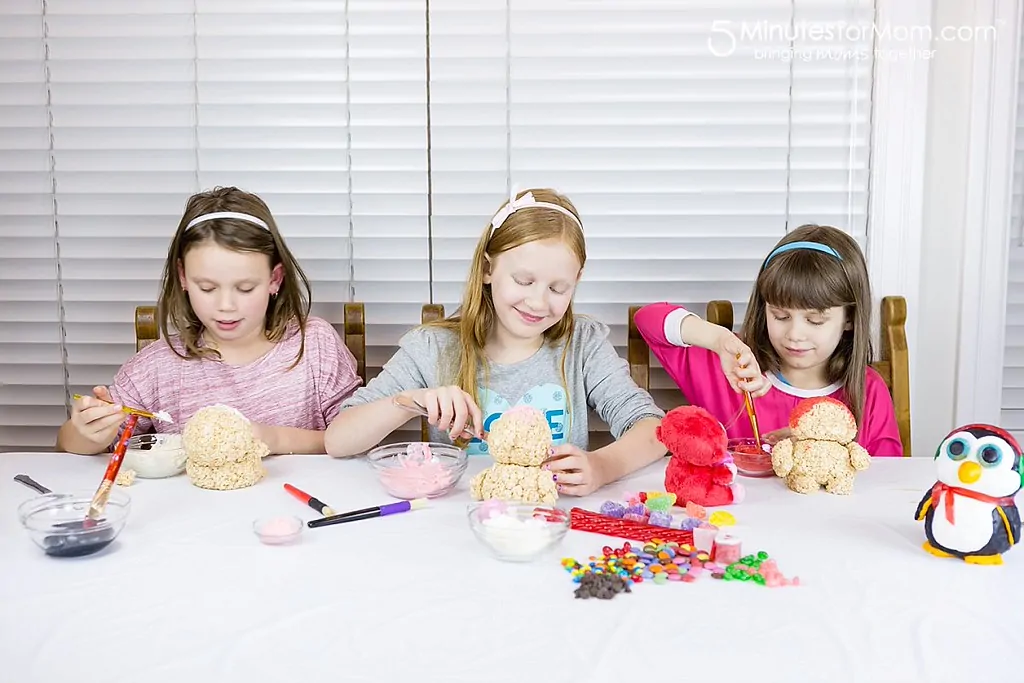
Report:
929,482,1016,543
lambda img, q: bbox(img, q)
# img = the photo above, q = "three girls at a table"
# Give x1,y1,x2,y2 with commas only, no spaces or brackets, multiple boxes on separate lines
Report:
56,185,903,493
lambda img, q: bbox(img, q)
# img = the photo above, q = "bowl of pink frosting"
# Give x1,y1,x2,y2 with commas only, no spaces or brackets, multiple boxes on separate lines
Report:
366,442,468,499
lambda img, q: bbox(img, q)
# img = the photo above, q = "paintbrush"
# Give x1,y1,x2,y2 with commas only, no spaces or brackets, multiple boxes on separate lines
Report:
73,393,173,424
85,414,138,525
307,498,428,529
735,353,763,448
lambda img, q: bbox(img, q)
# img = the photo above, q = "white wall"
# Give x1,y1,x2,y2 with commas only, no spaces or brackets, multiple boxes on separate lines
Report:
912,0,976,456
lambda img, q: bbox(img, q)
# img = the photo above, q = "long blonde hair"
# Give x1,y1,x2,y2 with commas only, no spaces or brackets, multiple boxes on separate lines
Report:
740,224,873,424
430,188,587,416
157,186,312,367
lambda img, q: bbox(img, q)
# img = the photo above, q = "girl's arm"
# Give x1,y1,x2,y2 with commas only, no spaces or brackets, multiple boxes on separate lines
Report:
588,417,666,486
324,328,439,458
634,302,767,397
858,369,904,456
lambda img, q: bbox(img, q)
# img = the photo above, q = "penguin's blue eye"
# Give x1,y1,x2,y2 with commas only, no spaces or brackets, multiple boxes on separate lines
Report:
945,438,969,460
980,446,1002,467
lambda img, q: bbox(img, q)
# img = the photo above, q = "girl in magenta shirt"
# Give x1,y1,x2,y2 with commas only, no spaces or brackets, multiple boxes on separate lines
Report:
635,224,903,456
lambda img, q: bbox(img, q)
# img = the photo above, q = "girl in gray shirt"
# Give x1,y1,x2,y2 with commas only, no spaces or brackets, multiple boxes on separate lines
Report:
326,188,666,497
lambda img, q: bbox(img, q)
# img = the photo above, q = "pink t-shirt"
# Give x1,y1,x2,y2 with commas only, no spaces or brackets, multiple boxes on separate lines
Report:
634,302,903,457
108,316,361,438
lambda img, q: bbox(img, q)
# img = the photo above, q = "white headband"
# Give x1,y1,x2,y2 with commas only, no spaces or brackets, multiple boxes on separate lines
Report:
185,211,270,232
490,189,583,232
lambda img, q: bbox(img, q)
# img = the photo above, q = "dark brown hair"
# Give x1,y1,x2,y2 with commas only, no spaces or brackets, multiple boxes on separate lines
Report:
740,224,873,423
429,188,586,417
157,186,312,367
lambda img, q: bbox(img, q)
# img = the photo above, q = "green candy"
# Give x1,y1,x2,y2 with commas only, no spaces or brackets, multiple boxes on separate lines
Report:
752,574,766,586
757,551,769,560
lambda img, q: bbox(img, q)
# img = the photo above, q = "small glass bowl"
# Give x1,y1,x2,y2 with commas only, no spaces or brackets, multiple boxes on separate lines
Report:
467,501,570,562
253,516,303,545
124,433,187,479
366,442,469,499
729,438,775,477
18,489,131,558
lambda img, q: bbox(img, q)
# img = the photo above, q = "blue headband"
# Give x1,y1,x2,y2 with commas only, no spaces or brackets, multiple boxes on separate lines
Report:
763,241,842,268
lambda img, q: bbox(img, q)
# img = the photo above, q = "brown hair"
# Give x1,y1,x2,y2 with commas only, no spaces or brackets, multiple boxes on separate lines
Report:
157,186,312,367
429,188,586,419
740,224,873,423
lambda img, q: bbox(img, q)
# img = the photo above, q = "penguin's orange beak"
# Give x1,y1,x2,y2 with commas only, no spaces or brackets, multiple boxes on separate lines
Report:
958,461,982,484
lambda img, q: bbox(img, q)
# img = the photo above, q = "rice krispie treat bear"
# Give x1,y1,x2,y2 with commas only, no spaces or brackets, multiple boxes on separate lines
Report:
771,396,870,495
182,404,268,491
470,405,558,505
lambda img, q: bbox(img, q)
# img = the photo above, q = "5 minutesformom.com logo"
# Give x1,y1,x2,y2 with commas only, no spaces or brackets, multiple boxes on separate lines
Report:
707,19,998,58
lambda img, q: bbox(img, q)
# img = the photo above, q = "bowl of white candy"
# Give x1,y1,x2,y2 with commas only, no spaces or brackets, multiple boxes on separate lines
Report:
467,500,570,562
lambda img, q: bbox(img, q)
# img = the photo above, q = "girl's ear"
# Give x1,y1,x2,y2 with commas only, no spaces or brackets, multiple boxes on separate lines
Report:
176,259,187,291
270,263,284,294
482,254,493,285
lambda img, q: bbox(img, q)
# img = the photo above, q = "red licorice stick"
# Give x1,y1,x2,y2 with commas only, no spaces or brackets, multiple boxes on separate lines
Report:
569,507,694,545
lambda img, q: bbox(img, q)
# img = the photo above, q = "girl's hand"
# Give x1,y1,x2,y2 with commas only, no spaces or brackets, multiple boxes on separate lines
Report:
543,445,606,497
250,422,279,455
412,386,484,441
69,386,126,450
713,331,770,398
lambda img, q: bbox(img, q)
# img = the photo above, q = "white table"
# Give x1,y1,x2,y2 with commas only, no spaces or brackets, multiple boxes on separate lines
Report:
2,453,1022,683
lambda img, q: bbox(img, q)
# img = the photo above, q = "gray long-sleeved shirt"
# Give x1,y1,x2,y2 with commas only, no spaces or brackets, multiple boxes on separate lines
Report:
340,316,664,456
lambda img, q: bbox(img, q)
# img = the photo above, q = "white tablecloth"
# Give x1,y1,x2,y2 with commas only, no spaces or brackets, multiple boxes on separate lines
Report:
2,452,1022,683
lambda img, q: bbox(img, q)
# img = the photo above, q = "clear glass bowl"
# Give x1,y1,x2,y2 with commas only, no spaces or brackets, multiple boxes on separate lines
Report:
366,442,468,499
18,489,131,558
729,438,775,478
467,501,570,562
124,433,186,478
253,516,303,545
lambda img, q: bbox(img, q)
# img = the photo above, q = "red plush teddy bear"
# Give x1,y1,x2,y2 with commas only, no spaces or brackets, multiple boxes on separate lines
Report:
658,405,745,507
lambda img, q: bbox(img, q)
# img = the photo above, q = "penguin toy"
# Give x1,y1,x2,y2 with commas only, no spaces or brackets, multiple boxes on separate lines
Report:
915,424,1022,565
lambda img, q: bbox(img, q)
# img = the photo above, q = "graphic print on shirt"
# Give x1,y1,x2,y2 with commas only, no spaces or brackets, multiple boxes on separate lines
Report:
467,383,567,456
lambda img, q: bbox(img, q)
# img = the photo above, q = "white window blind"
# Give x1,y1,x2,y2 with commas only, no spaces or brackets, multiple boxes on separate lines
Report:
430,0,874,432
1003,36,1024,440
1,0,874,451
1,0,63,450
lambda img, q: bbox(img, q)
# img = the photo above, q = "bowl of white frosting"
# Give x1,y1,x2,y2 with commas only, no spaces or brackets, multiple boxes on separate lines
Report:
467,500,570,562
124,433,186,478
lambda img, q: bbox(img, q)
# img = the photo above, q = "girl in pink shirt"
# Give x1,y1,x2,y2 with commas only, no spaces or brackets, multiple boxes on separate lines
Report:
56,187,361,456
635,224,903,457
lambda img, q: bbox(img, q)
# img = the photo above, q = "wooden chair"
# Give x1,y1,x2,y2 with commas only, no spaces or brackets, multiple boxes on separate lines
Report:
628,296,912,455
134,303,368,384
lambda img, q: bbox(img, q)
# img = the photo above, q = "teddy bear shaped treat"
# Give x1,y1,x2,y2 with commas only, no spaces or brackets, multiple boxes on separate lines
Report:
771,396,870,495
470,405,558,505
659,405,744,507
182,404,269,490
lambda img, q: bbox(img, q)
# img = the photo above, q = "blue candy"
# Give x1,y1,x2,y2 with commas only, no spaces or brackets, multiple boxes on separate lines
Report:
648,511,673,528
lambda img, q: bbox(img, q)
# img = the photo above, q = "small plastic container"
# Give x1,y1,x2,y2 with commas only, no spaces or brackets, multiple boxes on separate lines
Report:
693,524,719,553
366,442,468,499
729,438,775,478
467,501,570,562
713,532,743,565
253,516,303,545
124,433,187,478
18,489,131,558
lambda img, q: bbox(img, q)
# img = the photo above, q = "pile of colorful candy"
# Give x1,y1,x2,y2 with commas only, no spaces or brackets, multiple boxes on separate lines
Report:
561,540,726,586
597,493,738,532
561,541,799,590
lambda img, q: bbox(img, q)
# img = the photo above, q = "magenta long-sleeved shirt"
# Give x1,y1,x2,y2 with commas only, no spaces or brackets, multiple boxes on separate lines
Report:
634,302,903,457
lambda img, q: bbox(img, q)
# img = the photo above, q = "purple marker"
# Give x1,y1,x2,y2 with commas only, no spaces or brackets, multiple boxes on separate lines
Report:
306,498,427,528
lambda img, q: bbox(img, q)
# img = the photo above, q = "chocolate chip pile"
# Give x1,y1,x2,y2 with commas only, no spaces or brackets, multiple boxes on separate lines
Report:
573,571,632,600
